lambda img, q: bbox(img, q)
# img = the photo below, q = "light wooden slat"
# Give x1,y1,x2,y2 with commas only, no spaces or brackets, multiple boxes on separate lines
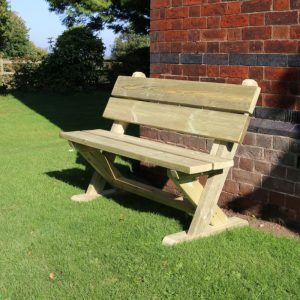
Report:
60,131,217,174
84,129,233,170
103,97,250,143
112,76,261,114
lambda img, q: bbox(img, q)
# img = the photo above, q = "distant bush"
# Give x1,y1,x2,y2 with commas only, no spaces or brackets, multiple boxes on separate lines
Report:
14,26,105,93
108,32,149,83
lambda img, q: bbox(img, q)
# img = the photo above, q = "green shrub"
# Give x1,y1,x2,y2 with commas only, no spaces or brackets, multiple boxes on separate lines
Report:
13,26,105,93
108,32,149,83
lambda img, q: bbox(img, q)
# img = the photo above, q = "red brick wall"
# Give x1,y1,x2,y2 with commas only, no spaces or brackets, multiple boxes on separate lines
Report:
150,0,300,110
145,0,300,226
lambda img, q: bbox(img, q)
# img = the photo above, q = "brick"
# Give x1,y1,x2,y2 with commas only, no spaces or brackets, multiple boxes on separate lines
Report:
151,0,170,9
242,132,256,146
241,0,272,13
172,0,182,6
237,144,264,159
224,180,239,194
270,81,289,94
249,67,264,80
202,29,227,41
290,0,300,9
290,140,300,153
170,64,183,75
207,16,220,28
249,13,265,26
182,0,201,5
227,28,242,41
189,6,201,17
180,53,203,64
182,64,206,76
254,160,271,175
219,191,235,207
242,27,272,40
262,94,296,110
269,191,285,206
229,54,256,66
262,176,295,194
273,136,290,151
265,11,298,25
273,27,289,40
221,15,249,28
285,195,300,210
160,53,180,63
256,54,287,67
239,182,255,196
171,42,182,52
182,18,207,29
188,29,201,42
249,41,263,53
165,30,188,42
290,26,300,39
207,65,220,77
255,134,272,148
264,40,298,54
226,2,241,15
296,183,300,195
168,19,183,30
273,0,289,10
220,65,249,78
271,164,287,178
234,156,240,168
166,7,188,19
203,54,228,65
264,67,297,80
207,42,220,53
240,158,254,171
287,168,300,182
202,3,226,16
233,169,261,186
221,42,249,53
288,55,300,67
265,149,296,167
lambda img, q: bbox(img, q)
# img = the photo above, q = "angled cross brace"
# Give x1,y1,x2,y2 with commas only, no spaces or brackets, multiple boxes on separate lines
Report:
163,143,249,246
70,143,195,214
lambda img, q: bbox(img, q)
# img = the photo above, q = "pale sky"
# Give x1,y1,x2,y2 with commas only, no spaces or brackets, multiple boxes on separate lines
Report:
10,0,116,57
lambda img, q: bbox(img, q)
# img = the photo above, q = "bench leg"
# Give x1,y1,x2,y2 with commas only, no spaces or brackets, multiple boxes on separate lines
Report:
163,142,248,246
71,171,107,202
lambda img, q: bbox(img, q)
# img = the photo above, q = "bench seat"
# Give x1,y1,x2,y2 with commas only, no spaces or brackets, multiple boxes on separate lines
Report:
60,129,234,174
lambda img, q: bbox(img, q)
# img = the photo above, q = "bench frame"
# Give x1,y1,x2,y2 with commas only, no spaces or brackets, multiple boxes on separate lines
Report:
65,73,259,246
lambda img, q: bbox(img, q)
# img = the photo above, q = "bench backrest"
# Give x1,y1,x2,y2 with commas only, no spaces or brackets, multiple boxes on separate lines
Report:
103,76,260,143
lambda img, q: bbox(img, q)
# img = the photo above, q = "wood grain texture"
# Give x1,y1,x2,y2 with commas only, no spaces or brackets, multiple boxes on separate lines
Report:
112,76,260,114
103,97,249,143
85,129,233,170
60,131,233,174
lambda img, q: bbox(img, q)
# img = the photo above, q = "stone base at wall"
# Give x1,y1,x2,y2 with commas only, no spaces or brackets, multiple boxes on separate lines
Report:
139,119,300,228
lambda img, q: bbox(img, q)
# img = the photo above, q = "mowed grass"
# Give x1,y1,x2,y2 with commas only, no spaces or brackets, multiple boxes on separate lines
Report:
0,92,299,299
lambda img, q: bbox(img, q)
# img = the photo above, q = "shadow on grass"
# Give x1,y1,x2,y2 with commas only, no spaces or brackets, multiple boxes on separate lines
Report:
46,166,189,229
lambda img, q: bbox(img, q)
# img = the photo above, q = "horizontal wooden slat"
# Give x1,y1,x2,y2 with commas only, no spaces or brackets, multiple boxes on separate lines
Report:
103,97,250,143
84,129,233,170
60,131,233,174
112,76,260,114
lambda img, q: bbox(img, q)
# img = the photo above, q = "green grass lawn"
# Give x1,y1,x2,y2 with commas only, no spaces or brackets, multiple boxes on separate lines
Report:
0,92,299,299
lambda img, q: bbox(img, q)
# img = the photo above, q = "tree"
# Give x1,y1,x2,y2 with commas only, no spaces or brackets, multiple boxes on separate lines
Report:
47,0,150,34
0,0,10,52
108,31,149,82
2,11,31,58
40,26,105,92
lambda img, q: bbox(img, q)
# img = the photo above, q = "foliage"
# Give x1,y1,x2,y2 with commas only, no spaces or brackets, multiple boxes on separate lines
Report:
108,32,150,83
0,1,45,60
0,92,300,298
47,0,150,34
13,26,105,93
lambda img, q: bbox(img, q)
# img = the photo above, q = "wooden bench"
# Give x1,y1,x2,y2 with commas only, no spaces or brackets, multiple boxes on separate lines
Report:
60,72,260,245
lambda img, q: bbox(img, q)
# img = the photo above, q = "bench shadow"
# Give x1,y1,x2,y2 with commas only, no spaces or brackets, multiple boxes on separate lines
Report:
46,166,189,229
